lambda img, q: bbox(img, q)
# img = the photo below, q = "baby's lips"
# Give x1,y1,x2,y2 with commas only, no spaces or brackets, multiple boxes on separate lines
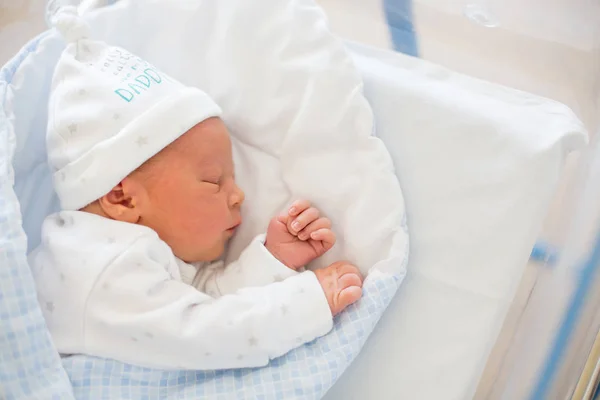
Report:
228,218,242,231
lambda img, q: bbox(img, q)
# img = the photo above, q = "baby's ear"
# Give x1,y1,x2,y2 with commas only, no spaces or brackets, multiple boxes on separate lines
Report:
98,179,144,223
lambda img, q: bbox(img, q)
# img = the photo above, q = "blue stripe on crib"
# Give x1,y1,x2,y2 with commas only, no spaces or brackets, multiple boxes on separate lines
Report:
530,241,559,266
530,229,600,399
383,0,419,57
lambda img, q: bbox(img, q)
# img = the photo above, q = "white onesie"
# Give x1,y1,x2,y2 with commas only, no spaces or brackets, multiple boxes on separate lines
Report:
29,211,333,370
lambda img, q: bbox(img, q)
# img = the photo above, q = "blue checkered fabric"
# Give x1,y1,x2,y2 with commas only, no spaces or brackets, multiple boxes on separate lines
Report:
1,31,407,400
0,37,76,400
62,273,401,400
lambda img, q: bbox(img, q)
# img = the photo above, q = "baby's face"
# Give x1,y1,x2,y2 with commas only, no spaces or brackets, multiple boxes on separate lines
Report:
136,118,244,262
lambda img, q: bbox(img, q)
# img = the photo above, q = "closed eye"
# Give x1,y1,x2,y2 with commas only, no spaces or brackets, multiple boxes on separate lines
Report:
201,179,221,193
203,179,220,186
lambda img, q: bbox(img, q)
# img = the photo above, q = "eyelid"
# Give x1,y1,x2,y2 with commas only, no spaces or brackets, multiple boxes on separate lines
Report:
202,169,230,185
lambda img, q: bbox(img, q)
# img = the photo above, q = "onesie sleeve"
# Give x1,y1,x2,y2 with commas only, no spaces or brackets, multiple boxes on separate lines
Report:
83,234,332,370
192,234,299,296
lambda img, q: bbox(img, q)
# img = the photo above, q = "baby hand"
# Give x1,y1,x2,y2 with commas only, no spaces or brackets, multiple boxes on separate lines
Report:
314,261,363,316
265,200,336,270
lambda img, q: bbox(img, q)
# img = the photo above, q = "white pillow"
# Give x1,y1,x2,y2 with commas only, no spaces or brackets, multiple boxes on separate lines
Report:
324,42,588,400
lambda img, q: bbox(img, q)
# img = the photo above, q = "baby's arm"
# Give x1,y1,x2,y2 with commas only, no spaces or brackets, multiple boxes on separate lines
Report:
191,234,298,297
85,235,332,370
191,199,336,296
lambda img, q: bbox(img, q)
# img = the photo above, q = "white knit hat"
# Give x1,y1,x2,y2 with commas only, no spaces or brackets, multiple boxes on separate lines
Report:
47,6,221,210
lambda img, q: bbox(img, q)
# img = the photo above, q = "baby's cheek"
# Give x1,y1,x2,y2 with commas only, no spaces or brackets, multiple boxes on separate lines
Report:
184,194,229,235
183,208,220,239
181,212,209,237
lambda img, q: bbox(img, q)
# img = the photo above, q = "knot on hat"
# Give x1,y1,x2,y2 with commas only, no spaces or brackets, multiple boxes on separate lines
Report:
51,5,91,43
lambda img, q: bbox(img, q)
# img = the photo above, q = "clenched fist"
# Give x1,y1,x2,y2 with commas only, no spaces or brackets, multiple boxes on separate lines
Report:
315,261,363,316
265,200,335,270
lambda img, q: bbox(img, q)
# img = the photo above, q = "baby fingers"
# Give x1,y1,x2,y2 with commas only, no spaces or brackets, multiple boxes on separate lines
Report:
289,207,320,234
334,266,363,312
288,199,311,217
310,229,336,251
337,286,363,310
338,271,363,288
297,217,331,241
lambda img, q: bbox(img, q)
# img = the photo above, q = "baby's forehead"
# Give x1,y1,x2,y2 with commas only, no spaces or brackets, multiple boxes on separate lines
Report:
150,120,233,170
169,138,231,168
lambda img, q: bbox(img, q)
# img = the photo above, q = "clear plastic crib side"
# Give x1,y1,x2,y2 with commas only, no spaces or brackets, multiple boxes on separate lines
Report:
475,128,600,400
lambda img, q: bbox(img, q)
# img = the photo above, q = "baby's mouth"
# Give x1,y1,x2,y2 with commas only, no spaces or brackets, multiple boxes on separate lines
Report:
226,221,241,234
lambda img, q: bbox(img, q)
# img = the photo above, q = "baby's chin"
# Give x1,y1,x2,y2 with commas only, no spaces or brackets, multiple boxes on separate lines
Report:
182,240,227,264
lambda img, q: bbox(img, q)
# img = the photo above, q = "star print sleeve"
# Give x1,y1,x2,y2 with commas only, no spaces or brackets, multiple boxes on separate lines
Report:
83,236,333,370
192,234,299,297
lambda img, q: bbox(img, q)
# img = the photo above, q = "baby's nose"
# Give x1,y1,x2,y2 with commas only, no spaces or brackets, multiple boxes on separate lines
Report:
230,185,245,207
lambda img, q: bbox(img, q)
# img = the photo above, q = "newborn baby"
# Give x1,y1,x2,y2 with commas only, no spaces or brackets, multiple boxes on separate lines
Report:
29,37,363,369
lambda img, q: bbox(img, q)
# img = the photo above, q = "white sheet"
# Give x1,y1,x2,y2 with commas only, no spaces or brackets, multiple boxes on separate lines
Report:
324,43,587,400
